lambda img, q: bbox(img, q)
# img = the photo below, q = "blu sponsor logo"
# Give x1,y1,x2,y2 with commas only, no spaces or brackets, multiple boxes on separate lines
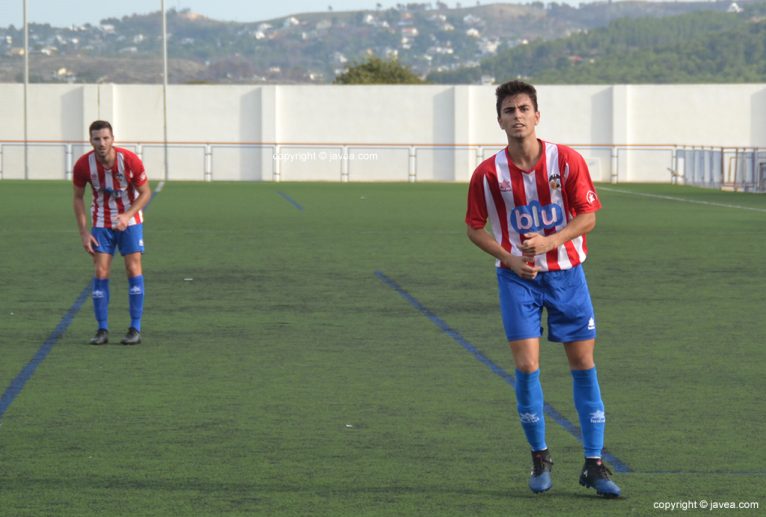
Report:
510,201,564,233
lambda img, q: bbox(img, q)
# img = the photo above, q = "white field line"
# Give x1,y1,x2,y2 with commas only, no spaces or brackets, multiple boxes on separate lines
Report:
598,186,766,214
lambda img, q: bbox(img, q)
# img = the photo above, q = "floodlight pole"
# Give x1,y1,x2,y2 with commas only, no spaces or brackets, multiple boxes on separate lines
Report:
161,0,169,181
23,0,29,179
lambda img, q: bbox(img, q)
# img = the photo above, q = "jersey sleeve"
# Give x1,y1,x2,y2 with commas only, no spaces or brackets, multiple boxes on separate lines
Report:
563,150,601,215
72,155,90,188
465,168,489,229
124,150,149,187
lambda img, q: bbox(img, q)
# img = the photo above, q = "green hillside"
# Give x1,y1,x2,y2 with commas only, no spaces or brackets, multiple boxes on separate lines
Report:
429,6,766,84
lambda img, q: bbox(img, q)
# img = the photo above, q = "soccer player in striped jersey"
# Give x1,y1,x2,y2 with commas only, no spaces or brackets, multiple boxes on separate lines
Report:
73,120,152,346
465,81,621,498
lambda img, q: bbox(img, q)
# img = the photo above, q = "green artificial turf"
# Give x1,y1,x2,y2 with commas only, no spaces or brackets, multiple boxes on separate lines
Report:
0,181,763,516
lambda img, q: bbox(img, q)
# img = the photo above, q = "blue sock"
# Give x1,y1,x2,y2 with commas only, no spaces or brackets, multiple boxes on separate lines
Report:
128,275,144,331
515,369,547,452
572,367,606,458
92,278,109,330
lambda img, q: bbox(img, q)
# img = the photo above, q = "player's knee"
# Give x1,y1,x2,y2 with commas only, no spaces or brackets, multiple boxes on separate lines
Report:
568,358,595,370
124,258,142,277
514,361,539,374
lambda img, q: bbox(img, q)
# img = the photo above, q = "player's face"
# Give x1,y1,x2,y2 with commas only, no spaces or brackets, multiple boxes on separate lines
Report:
90,128,114,161
498,94,540,141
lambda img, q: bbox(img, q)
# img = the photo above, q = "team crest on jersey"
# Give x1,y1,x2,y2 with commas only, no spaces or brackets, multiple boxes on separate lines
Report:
116,171,125,182
548,173,561,191
499,179,512,192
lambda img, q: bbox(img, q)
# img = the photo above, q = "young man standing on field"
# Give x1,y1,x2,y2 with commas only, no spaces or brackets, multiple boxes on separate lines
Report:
465,80,621,497
73,120,152,345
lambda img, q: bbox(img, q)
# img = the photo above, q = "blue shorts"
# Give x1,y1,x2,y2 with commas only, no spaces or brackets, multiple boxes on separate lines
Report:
91,224,144,256
496,264,596,343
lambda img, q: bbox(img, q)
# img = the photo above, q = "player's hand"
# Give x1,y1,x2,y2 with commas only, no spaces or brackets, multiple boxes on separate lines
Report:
502,254,540,280
113,213,129,231
81,233,98,256
520,232,553,257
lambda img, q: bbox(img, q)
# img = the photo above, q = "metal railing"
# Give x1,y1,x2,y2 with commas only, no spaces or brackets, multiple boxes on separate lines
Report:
674,146,766,192
1,140,763,189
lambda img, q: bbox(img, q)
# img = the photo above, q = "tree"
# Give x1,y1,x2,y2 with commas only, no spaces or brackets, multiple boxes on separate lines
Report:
334,56,425,84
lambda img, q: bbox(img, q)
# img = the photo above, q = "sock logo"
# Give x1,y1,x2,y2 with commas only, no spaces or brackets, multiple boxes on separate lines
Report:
589,410,606,423
519,412,541,424
92,289,105,299
129,286,143,295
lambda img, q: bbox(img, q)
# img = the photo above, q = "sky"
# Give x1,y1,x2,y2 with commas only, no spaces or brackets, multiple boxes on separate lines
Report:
1,0,581,27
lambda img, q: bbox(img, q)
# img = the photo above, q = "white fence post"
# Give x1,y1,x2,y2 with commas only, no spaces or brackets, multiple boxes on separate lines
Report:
65,144,73,181
408,146,417,183
273,144,281,182
341,145,350,182
204,144,213,182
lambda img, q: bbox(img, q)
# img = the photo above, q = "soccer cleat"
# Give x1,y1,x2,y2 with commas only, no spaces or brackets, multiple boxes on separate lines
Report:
528,449,553,493
579,458,621,498
120,327,142,345
89,329,109,345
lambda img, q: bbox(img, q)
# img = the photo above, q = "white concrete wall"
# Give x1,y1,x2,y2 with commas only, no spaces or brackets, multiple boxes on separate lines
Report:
0,83,764,182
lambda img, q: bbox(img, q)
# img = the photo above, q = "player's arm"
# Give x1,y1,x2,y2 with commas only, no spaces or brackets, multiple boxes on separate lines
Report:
73,184,98,255
519,212,596,256
114,181,152,231
466,224,540,280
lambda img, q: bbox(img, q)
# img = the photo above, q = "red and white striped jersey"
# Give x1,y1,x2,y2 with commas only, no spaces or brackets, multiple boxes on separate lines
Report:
73,147,148,229
466,140,601,272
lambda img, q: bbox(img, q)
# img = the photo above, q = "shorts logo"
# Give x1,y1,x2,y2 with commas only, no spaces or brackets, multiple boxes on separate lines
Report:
588,317,596,330
586,190,598,205
139,239,144,247
590,410,606,424
510,201,564,233
519,412,540,424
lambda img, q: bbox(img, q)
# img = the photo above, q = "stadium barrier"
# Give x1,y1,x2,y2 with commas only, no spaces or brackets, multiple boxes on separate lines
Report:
1,140,764,190
675,147,766,192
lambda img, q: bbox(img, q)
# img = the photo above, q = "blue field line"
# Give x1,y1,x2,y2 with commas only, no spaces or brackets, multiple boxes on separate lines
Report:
277,191,304,211
0,186,163,421
375,270,631,474
0,285,90,419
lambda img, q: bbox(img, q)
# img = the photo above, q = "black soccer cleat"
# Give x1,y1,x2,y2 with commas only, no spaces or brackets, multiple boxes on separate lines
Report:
89,329,109,345
120,327,142,345
528,449,553,493
579,458,621,498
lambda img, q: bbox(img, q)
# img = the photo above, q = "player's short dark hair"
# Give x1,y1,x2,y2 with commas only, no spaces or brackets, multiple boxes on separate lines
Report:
89,120,113,135
495,80,538,117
